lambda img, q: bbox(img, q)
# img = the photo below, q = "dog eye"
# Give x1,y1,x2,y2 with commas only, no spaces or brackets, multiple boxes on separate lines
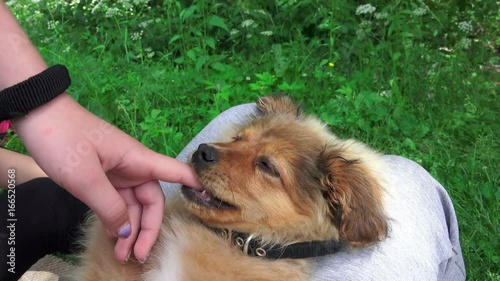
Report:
232,135,243,142
256,157,279,177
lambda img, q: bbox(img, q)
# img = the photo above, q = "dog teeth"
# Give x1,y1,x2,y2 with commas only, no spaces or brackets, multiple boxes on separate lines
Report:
200,190,212,201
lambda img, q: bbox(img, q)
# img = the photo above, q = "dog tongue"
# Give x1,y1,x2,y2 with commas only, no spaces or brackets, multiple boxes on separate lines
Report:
200,190,212,201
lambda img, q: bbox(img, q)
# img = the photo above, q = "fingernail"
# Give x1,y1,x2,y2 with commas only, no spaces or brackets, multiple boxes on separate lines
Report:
139,252,150,264
117,224,132,238
122,251,131,264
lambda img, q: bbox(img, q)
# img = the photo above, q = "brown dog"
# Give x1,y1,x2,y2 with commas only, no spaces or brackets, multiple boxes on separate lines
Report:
78,96,388,281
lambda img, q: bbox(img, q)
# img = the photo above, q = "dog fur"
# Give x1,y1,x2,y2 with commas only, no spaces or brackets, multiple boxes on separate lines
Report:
78,95,388,281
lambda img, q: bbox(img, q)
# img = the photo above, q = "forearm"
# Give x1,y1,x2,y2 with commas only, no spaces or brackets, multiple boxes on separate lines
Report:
0,148,47,186
0,2,77,144
0,2,48,90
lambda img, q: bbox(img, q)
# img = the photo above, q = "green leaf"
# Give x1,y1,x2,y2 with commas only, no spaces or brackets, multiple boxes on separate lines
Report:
180,5,197,21
195,55,208,71
208,15,229,31
217,91,230,101
139,123,152,130
278,81,306,91
211,62,226,72
356,119,370,132
204,37,216,50
151,109,162,120
186,49,196,61
320,112,341,126
392,52,401,61
403,138,416,150
168,35,181,45
319,59,329,67
249,83,263,91
174,57,184,64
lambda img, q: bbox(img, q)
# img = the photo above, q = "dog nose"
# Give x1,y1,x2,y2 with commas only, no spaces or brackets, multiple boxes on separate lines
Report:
192,144,218,164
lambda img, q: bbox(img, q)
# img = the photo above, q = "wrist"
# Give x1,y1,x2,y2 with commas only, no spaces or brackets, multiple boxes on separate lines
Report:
11,92,76,130
0,65,72,121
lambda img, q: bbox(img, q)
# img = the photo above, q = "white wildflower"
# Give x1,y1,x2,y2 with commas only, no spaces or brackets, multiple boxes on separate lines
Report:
245,76,251,81
241,19,255,28
359,20,371,29
260,30,273,36
132,0,149,4
118,0,133,11
374,12,388,20
47,20,59,30
356,29,366,40
230,29,240,36
69,0,80,7
32,0,41,3
458,21,473,34
457,38,472,50
380,90,393,97
427,63,439,76
356,4,376,15
130,31,143,41
91,0,103,14
118,0,130,5
138,21,149,28
105,7,119,18
413,5,428,16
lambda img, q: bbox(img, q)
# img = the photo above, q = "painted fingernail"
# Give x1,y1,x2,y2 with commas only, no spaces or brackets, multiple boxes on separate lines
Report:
117,224,132,238
139,252,150,264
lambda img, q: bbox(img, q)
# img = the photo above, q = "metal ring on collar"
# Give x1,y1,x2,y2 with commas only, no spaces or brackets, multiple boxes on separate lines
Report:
243,234,255,255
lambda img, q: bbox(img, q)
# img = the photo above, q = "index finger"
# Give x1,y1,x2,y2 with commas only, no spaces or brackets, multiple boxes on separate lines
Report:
133,149,202,190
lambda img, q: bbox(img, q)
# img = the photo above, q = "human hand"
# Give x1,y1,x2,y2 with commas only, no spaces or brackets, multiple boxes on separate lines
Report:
11,94,202,262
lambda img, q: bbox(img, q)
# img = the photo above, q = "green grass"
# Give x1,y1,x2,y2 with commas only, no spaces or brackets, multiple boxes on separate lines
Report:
6,0,499,279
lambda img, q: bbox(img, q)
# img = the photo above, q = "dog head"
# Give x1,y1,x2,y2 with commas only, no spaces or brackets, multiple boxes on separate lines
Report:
182,96,387,247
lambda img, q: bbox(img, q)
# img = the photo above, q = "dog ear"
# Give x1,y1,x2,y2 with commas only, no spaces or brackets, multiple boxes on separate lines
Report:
319,146,387,247
257,95,303,118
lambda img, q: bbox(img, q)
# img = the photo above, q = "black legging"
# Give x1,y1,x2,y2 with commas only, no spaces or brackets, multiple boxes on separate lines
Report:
0,177,89,280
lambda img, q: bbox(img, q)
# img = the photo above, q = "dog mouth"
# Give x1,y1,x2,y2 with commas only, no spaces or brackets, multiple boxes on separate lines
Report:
181,186,237,210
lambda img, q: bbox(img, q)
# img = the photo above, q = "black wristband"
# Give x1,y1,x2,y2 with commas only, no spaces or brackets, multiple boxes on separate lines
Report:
0,65,71,121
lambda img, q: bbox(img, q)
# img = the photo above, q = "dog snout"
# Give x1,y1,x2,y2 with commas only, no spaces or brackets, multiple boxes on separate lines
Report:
192,144,218,165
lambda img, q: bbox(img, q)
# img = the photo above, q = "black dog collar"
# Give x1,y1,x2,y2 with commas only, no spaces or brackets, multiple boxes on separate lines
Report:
210,227,342,260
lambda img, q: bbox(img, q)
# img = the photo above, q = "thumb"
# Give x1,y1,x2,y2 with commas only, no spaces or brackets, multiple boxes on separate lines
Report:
67,171,131,239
